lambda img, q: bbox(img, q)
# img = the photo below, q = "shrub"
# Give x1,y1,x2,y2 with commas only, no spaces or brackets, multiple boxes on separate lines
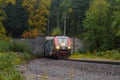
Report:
0,34,11,41
0,53,24,80
18,52,31,61
96,50,120,60
9,40,30,52
110,50,120,60
0,41,9,52
0,40,30,52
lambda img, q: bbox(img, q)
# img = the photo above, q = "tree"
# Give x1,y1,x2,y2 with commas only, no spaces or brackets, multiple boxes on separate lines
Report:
0,22,6,34
22,0,51,36
111,0,120,37
59,0,91,37
3,0,28,37
22,28,39,38
49,0,64,34
0,0,16,35
52,27,62,35
60,0,72,16
83,0,113,51
0,10,6,35
110,0,120,49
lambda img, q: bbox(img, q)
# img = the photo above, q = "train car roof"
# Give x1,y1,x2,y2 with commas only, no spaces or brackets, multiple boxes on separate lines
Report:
46,36,69,40
55,36,69,38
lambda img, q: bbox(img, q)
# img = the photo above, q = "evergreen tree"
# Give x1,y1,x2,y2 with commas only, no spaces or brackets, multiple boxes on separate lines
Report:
3,0,28,37
0,0,16,35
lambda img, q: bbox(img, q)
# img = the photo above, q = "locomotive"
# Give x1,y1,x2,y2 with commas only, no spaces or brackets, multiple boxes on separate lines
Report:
44,36,71,59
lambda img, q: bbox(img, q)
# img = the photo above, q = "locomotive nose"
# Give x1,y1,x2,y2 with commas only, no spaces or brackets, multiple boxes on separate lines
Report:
61,43,66,46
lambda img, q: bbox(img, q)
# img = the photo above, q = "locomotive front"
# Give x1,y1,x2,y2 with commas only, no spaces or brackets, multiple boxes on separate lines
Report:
54,36,71,57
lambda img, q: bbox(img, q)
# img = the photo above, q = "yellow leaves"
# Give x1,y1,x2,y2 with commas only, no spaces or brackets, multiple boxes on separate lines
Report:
0,22,6,34
0,9,7,21
52,27,62,35
88,0,110,19
2,0,16,5
22,0,51,35
28,19,33,27
69,7,73,13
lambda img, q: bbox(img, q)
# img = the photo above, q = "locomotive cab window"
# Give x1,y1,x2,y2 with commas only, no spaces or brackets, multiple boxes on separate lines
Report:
58,38,68,46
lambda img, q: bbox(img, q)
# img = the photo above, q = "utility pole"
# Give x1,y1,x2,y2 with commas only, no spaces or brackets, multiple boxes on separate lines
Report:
47,16,50,35
63,16,68,36
57,11,59,27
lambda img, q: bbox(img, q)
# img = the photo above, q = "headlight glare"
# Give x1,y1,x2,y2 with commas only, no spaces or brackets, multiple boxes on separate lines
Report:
56,46,60,49
68,46,71,49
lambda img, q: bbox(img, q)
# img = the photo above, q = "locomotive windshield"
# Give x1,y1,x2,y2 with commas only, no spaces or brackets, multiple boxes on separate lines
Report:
58,38,68,46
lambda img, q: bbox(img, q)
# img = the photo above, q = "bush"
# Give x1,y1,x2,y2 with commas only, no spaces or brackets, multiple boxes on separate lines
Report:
0,53,24,80
0,34,11,41
96,50,120,60
18,52,31,61
0,41,10,52
0,40,30,52
9,40,30,52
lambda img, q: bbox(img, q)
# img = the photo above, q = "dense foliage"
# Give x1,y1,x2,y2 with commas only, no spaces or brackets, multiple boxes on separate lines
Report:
70,50,120,60
0,39,31,80
0,0,120,51
0,40,30,52
49,0,91,36
0,51,32,80
52,27,62,35
0,0,50,38
83,0,120,51
22,0,51,37
83,0,113,51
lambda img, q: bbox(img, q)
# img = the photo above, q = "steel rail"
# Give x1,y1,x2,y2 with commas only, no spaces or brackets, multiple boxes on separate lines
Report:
64,59,120,65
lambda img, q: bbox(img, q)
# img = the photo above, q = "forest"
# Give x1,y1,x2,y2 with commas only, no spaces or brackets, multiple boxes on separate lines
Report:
0,0,120,51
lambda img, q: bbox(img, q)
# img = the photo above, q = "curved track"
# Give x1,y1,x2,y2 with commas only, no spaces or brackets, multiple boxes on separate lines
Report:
18,58,120,80
66,58,120,65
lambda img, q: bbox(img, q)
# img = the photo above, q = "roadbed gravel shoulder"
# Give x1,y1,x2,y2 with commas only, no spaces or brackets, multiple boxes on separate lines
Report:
68,58,120,65
17,58,120,80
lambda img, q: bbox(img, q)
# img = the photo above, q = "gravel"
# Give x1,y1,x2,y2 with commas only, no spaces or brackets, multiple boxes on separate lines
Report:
17,58,120,80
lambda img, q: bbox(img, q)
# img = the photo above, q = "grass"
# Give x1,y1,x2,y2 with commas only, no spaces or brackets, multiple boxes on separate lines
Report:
0,40,30,52
0,52,25,80
0,52,32,80
69,50,120,60
69,53,104,59
0,39,32,80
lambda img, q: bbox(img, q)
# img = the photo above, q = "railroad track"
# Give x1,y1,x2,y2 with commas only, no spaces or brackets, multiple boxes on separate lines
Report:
18,58,120,80
65,58,120,65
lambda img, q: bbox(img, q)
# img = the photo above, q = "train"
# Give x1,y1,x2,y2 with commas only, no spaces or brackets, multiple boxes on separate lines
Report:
14,36,72,59
44,36,72,59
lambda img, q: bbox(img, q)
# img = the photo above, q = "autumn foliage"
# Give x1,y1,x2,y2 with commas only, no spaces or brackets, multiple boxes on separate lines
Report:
22,28,39,38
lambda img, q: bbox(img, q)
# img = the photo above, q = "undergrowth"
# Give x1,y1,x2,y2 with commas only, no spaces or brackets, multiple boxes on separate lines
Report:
70,50,120,60
0,40,30,52
0,52,26,80
0,39,31,80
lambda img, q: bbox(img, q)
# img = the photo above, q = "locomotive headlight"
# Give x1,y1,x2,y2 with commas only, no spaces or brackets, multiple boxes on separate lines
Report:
56,46,60,49
68,46,71,49
61,43,65,46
